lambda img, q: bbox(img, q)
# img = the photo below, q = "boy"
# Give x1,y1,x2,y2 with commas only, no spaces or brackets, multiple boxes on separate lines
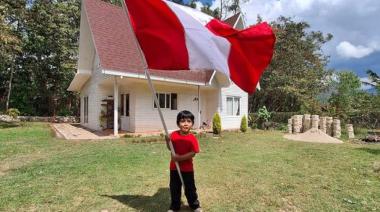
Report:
166,110,202,212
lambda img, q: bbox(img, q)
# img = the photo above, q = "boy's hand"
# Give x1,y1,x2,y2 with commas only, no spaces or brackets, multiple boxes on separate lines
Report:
171,152,195,162
171,154,181,162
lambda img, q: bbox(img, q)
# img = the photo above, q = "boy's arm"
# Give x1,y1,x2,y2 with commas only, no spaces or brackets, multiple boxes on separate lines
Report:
172,151,196,162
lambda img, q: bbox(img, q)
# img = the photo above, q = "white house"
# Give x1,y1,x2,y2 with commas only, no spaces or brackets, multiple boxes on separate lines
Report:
68,0,249,135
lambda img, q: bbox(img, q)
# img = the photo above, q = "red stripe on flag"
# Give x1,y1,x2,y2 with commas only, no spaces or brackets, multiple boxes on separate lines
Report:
206,20,275,94
125,0,189,70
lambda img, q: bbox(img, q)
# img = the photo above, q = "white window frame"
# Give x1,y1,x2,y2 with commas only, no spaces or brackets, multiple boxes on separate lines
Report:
153,92,177,110
120,93,129,117
226,96,241,116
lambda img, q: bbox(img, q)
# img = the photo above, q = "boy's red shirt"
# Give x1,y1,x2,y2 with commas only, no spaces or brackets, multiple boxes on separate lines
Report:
170,130,200,172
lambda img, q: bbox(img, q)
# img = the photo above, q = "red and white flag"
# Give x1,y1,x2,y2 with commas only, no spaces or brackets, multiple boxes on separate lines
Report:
125,0,275,94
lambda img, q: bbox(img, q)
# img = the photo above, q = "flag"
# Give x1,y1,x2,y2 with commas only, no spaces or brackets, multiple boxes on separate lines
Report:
125,0,275,94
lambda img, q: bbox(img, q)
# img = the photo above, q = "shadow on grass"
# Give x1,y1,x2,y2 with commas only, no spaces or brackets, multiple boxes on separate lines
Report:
356,148,380,155
102,188,192,211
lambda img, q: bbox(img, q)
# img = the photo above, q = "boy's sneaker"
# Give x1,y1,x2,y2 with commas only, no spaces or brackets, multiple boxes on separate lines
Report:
194,208,203,212
167,210,176,212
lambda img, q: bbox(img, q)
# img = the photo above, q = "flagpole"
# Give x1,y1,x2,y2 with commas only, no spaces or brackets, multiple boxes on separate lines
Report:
121,0,185,186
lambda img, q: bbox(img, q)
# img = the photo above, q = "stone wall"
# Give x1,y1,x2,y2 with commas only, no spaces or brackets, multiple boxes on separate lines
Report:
18,116,79,123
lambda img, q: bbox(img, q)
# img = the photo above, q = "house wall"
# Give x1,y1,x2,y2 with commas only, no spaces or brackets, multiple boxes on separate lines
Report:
218,82,248,130
80,54,109,131
132,81,207,132
201,89,219,128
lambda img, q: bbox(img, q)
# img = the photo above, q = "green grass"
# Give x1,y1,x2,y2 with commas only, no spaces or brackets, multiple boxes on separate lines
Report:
0,123,379,211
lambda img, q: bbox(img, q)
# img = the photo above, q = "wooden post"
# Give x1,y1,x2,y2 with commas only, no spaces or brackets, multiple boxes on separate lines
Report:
114,76,119,136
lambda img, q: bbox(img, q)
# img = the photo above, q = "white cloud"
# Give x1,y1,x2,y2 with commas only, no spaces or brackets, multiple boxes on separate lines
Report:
336,41,374,59
209,0,380,71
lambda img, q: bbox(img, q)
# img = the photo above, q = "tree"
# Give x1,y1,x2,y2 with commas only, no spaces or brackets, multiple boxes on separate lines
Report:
201,4,220,18
23,0,80,116
1,0,81,116
328,71,361,119
250,17,333,113
0,0,25,111
365,69,379,93
217,0,248,20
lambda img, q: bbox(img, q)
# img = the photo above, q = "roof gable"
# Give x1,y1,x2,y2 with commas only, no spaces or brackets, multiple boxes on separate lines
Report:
83,0,145,72
223,13,243,29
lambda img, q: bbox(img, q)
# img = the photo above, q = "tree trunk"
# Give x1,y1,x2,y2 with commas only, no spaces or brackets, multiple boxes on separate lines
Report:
220,0,223,19
5,65,14,111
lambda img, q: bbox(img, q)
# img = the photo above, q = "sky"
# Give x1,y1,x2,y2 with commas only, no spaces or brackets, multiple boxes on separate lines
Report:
185,0,380,82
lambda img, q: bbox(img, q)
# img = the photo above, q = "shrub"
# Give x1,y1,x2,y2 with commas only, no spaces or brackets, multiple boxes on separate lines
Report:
257,106,271,122
124,134,134,138
276,123,288,132
6,108,20,119
57,108,73,116
250,112,299,124
212,112,222,135
240,115,248,133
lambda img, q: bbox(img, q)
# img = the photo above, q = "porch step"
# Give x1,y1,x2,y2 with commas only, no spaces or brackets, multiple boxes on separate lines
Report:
51,124,118,140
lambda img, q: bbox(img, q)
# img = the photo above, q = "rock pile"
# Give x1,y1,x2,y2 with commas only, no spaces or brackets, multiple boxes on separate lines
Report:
0,115,19,123
287,114,354,140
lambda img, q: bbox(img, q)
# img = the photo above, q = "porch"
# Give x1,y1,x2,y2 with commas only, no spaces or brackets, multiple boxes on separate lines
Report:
85,76,219,136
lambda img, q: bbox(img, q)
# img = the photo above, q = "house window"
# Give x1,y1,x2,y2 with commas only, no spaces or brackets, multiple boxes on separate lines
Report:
120,94,129,116
171,93,177,110
84,96,89,123
226,96,240,116
154,93,177,110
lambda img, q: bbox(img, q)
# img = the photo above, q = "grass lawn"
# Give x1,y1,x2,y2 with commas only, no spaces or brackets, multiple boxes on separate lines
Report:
0,123,379,211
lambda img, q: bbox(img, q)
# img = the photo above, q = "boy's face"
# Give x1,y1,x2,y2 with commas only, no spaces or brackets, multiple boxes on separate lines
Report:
178,118,193,133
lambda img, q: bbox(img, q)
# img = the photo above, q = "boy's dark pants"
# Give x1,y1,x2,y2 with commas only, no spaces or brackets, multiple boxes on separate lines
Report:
170,170,200,210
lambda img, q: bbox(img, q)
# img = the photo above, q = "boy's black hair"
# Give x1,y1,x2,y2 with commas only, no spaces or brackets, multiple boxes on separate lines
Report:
176,110,195,125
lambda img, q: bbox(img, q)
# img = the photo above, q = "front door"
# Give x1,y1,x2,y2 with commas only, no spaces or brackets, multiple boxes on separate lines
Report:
120,93,130,131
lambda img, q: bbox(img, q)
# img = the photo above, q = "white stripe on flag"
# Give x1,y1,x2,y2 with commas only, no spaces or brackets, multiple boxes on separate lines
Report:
164,1,231,77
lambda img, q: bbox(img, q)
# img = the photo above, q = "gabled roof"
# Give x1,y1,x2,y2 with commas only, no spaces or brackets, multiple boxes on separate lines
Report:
223,13,241,28
82,0,215,85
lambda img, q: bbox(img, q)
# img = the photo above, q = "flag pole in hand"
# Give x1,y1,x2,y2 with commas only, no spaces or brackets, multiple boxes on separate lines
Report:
121,0,185,187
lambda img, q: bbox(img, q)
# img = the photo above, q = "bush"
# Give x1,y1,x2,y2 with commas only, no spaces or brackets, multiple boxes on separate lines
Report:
57,108,73,116
348,111,380,129
212,112,222,135
250,112,299,124
6,108,20,119
258,106,271,122
240,115,248,133
276,123,288,132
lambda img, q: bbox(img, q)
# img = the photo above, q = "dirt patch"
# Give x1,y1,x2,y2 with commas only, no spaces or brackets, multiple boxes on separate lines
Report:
284,129,343,144
280,197,301,212
0,153,48,176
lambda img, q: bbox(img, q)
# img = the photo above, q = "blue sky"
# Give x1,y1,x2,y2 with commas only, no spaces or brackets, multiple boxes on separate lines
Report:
184,0,213,5
185,0,380,82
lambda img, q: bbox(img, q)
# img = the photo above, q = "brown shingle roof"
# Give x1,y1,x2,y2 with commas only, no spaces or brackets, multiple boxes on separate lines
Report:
83,0,214,84
223,13,241,27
